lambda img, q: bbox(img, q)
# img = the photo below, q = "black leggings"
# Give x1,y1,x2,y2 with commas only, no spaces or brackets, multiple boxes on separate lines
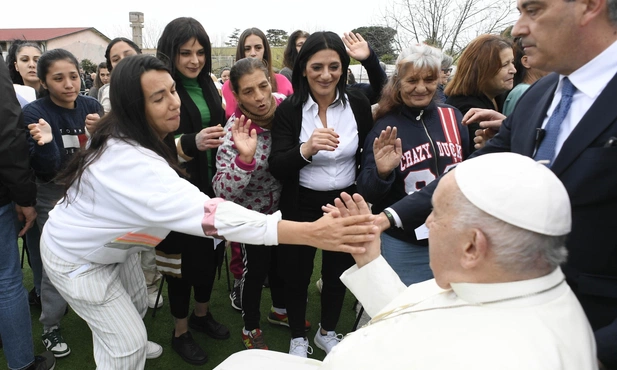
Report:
279,186,355,338
166,239,224,319
241,243,285,330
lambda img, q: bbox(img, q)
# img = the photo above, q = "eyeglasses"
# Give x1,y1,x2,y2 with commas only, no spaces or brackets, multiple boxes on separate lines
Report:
442,68,452,73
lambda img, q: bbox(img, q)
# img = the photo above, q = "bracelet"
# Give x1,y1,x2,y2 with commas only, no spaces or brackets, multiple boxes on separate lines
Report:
383,209,396,228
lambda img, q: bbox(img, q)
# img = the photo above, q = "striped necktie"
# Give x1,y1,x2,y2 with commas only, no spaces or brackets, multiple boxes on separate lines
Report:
534,77,576,167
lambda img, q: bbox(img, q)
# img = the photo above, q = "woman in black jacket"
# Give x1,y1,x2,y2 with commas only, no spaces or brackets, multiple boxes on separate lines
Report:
269,31,374,358
155,17,228,366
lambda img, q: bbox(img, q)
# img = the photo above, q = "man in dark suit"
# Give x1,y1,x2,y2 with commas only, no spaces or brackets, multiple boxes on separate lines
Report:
369,0,617,367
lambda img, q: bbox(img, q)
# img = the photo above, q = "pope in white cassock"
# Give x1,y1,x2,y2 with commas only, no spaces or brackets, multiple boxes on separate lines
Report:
215,152,597,370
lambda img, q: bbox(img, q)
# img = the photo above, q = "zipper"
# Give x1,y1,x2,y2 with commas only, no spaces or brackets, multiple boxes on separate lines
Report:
419,111,440,176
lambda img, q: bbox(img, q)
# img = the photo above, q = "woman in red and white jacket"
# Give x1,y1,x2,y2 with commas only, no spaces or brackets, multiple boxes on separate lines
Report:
357,43,470,286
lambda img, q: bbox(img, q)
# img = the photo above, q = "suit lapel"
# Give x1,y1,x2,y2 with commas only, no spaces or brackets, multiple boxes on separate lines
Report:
551,71,617,175
518,75,558,157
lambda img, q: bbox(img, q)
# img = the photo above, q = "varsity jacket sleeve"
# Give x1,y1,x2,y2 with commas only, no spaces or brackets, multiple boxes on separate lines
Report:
389,109,509,232
356,119,396,204
0,56,37,207
22,103,62,178
268,100,312,180
212,118,256,201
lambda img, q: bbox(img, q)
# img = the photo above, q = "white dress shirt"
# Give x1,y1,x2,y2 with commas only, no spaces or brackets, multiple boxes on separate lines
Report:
299,94,358,191
546,40,617,155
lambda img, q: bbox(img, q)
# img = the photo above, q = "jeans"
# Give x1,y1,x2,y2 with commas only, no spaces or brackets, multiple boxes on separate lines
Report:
380,232,434,286
0,203,35,370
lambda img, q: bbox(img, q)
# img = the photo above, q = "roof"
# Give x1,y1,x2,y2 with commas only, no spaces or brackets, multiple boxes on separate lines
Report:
0,28,110,42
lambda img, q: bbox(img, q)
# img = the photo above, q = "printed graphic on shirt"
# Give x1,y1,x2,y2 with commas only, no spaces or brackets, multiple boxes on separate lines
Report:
61,127,88,154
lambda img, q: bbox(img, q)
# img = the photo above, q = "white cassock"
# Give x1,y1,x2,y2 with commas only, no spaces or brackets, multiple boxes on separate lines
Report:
215,256,597,370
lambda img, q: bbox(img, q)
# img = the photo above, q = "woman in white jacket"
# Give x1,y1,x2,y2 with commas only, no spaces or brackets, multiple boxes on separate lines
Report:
30,54,376,370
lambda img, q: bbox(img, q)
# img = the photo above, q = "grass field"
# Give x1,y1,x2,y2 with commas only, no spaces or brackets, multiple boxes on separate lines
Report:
2,244,360,369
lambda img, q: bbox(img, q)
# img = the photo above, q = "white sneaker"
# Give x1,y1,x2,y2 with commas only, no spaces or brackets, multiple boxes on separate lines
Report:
314,324,343,354
148,291,163,309
289,337,313,358
146,341,163,359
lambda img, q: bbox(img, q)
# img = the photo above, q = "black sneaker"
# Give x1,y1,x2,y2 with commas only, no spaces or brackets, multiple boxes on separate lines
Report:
229,284,242,312
29,288,41,308
171,331,207,365
188,311,230,340
27,351,56,370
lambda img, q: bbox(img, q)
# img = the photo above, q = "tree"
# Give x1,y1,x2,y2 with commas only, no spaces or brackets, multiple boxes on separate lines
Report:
381,0,517,57
225,28,241,47
80,59,97,74
266,29,289,47
351,26,398,60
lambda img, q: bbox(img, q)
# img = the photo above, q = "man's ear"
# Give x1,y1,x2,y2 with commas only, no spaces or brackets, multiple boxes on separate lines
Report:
460,228,488,269
521,55,532,69
578,0,606,27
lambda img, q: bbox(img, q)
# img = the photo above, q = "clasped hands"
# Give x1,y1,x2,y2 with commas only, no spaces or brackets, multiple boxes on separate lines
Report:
320,192,382,268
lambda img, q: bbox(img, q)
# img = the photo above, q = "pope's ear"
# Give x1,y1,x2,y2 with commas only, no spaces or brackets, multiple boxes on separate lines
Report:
460,228,488,269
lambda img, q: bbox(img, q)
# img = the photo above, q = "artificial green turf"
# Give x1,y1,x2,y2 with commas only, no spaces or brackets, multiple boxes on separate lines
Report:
3,244,360,369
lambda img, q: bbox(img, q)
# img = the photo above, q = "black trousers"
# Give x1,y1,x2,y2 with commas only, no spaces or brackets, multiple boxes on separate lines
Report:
166,238,224,319
279,185,355,339
241,243,285,330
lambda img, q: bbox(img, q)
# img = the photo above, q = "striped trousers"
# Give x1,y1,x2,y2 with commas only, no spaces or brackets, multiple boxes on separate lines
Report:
41,240,148,369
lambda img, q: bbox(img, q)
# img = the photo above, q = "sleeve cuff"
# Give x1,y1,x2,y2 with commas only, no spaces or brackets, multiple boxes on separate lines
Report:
299,143,311,163
384,207,403,229
234,156,256,171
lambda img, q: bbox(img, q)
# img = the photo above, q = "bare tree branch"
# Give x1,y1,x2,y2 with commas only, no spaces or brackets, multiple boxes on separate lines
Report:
379,0,517,57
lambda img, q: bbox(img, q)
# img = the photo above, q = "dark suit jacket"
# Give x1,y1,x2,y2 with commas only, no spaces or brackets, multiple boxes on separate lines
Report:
391,71,617,367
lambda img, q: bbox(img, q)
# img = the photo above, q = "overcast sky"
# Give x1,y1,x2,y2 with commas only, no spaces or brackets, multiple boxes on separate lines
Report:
3,0,385,46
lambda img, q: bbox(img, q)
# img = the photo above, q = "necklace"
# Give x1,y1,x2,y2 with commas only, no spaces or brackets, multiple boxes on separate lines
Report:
362,277,566,329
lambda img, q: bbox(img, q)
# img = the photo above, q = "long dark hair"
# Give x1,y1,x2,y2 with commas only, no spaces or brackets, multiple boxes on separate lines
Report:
290,31,349,108
104,37,141,72
7,39,42,85
93,62,107,89
56,55,184,201
235,28,278,92
283,30,310,70
156,17,213,80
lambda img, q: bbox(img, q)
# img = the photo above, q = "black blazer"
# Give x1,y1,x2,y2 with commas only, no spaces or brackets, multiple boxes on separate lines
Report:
391,71,617,366
269,89,373,221
174,75,225,196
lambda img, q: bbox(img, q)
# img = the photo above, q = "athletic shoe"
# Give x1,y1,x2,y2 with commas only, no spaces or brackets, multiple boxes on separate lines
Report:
288,337,313,358
267,309,311,331
42,327,71,358
145,341,162,359
313,324,343,354
27,351,56,370
241,328,268,350
229,284,242,312
188,311,230,340
147,291,163,309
